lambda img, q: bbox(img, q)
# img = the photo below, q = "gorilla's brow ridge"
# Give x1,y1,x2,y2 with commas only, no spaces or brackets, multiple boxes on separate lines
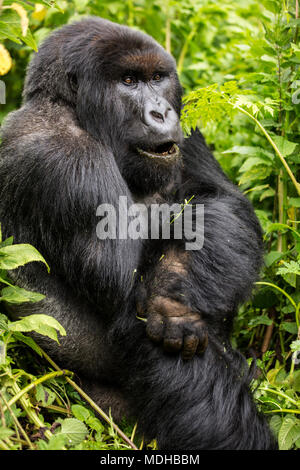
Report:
119,51,172,76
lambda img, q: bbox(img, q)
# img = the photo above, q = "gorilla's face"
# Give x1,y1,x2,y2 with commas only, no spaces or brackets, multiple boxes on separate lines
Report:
107,47,184,194
25,18,184,194
114,57,183,163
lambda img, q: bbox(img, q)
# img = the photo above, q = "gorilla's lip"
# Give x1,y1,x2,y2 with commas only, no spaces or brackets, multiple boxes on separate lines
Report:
136,142,180,160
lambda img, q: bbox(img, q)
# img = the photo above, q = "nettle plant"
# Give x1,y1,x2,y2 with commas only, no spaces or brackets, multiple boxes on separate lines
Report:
181,1,300,450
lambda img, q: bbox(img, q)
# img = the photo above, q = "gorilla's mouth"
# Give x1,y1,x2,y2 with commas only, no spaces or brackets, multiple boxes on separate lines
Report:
137,142,180,161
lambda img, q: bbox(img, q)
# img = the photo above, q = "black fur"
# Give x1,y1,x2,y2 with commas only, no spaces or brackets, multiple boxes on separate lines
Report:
0,17,276,449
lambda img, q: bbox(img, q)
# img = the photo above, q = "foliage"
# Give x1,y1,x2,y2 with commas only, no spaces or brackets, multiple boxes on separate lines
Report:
0,0,300,450
0,226,139,450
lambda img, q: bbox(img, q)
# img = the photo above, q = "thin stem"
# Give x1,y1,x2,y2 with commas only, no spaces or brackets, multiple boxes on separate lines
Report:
165,16,171,54
259,387,298,405
40,348,138,450
261,309,275,354
277,170,287,252
0,390,34,450
177,29,196,74
2,369,71,413
295,0,299,42
127,0,134,28
255,281,297,309
9,379,53,441
264,408,300,414
0,440,10,450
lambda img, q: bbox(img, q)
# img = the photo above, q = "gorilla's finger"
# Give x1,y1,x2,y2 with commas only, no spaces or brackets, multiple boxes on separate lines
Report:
146,313,164,343
194,323,208,355
196,330,208,355
163,320,183,352
182,335,199,361
163,337,183,353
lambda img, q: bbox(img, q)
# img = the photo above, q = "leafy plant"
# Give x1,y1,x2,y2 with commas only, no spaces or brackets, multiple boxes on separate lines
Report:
0,226,137,450
0,0,300,450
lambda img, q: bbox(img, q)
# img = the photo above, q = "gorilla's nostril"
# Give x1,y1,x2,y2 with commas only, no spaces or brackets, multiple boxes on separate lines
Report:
150,110,164,122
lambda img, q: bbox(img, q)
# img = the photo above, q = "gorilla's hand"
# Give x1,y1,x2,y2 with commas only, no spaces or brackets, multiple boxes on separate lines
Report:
138,294,208,360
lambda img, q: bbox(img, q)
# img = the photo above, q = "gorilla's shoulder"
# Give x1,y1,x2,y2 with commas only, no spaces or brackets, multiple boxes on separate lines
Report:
0,100,91,153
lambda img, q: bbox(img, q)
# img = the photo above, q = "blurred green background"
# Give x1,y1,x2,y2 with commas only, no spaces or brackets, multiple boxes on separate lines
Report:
0,0,300,450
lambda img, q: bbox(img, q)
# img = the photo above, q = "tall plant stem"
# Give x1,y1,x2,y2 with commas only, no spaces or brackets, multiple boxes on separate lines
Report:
164,0,171,54
177,28,196,74
9,376,53,441
127,0,134,27
165,16,171,54
0,390,34,449
39,348,138,450
2,369,72,413
236,106,300,196
277,169,288,252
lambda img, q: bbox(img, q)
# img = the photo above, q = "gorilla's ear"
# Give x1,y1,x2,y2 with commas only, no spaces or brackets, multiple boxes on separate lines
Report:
67,73,78,93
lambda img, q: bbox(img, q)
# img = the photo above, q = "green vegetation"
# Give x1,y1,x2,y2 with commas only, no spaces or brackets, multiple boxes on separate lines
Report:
0,0,300,450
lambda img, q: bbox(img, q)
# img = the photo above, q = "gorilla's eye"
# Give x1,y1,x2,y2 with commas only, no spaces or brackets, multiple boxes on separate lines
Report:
152,73,162,81
122,76,136,86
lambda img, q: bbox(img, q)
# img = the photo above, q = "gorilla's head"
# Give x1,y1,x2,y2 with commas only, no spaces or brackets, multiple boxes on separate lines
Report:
24,17,184,194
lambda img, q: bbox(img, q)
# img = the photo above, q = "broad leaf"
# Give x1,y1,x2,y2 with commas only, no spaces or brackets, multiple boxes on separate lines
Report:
0,286,45,304
57,418,88,446
8,314,66,343
278,416,300,450
0,244,49,271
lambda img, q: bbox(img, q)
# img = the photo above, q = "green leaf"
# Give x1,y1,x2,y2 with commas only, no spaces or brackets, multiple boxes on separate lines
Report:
252,288,277,308
269,415,282,438
0,236,14,249
0,313,9,332
292,371,300,392
277,261,300,288
265,223,300,238
289,198,300,208
280,322,298,335
35,384,56,406
8,314,66,343
71,404,91,423
86,416,104,434
239,157,272,173
0,21,22,43
0,9,37,50
0,427,14,440
0,244,49,272
278,416,300,450
57,418,88,446
12,331,43,356
37,433,67,450
259,187,275,201
264,251,283,267
255,210,272,232
290,340,300,353
261,54,277,64
0,286,45,304
0,340,6,364
272,136,298,158
222,145,273,159
22,28,38,52
238,165,271,186
249,314,273,327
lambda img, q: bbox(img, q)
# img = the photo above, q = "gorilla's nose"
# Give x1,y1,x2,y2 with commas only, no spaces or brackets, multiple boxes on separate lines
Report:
149,109,166,123
144,97,180,140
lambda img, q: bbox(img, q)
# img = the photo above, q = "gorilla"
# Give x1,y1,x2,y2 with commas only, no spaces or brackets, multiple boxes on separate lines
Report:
0,17,276,449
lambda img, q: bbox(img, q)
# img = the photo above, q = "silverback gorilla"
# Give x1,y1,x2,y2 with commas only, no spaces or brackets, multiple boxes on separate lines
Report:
0,17,276,449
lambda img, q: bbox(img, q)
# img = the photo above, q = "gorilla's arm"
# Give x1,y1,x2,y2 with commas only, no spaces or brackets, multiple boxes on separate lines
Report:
180,129,263,317
0,101,140,307
139,129,263,355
